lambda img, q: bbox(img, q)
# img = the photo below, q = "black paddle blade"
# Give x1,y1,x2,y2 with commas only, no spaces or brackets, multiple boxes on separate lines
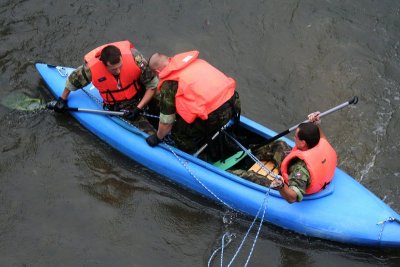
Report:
349,96,358,105
46,100,57,110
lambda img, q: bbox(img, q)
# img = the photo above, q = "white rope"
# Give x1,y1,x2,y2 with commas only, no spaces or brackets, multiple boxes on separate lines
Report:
226,189,270,267
377,217,400,241
142,112,160,119
243,190,271,266
207,232,235,267
167,143,238,211
165,131,277,267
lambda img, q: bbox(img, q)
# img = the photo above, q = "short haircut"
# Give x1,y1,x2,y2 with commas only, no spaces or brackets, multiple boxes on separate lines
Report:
148,52,161,71
297,122,320,149
148,53,159,65
99,45,121,65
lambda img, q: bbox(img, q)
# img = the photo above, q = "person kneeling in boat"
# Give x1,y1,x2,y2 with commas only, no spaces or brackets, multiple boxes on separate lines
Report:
50,40,158,135
145,51,241,157
233,113,337,203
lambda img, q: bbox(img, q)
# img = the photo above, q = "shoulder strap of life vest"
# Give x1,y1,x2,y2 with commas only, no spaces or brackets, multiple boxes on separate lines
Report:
158,51,235,123
84,41,142,104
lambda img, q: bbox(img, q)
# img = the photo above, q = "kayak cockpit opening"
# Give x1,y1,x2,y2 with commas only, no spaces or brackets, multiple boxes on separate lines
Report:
196,122,279,187
199,121,335,199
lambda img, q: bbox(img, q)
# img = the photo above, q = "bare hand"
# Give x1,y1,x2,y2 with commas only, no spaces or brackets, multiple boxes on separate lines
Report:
270,176,285,190
308,111,321,124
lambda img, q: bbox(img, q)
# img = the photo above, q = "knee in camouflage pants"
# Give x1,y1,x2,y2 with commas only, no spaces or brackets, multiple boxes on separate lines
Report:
230,140,291,187
105,98,156,135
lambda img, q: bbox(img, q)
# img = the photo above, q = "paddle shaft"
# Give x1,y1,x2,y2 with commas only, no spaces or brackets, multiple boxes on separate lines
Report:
48,100,159,118
63,107,126,116
253,96,358,150
193,130,221,157
193,120,234,157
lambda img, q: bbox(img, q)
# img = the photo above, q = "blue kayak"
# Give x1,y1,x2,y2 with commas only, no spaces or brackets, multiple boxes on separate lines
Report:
35,63,400,247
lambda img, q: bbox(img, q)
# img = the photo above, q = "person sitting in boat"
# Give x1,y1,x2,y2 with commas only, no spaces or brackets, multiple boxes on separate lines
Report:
50,40,158,135
232,112,337,203
145,50,241,157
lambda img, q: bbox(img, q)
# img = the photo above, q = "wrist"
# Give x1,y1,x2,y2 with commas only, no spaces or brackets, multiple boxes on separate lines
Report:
277,182,285,190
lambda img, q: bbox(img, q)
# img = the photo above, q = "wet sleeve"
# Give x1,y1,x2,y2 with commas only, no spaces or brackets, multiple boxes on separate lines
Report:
287,160,310,202
131,48,159,90
159,81,178,124
65,64,92,91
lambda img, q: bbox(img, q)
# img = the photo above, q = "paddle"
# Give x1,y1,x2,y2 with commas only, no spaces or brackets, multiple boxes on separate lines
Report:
49,106,127,116
193,120,234,157
251,96,359,151
1,92,45,111
0,92,125,116
45,100,159,119
214,96,359,170
46,101,127,116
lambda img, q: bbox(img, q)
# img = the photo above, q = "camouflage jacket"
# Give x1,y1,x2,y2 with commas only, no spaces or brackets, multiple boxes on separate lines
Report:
287,158,311,202
158,80,178,124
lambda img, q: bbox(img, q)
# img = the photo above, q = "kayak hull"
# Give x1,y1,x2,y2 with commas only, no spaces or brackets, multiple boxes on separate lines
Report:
36,64,400,247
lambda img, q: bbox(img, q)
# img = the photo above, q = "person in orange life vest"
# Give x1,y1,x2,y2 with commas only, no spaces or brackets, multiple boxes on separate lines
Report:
50,41,158,134
271,112,337,203
145,51,241,155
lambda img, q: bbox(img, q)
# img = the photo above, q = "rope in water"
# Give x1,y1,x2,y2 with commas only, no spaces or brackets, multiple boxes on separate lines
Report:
207,232,235,267
226,188,271,267
167,130,277,266
166,139,271,266
214,131,281,266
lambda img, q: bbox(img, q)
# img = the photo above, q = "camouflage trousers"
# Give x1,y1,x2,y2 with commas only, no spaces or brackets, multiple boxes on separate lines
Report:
172,93,241,156
229,140,291,187
104,98,156,135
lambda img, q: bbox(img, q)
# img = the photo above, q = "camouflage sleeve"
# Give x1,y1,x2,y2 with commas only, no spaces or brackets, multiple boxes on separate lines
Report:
159,81,178,124
65,64,92,91
287,159,311,202
253,140,291,167
131,48,159,90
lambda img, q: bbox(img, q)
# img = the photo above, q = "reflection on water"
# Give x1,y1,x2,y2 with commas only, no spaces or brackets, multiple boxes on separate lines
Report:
279,247,311,267
82,178,136,206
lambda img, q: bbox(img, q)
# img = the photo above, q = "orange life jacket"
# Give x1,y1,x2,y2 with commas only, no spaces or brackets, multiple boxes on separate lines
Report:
158,51,236,123
280,137,337,194
84,40,142,105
